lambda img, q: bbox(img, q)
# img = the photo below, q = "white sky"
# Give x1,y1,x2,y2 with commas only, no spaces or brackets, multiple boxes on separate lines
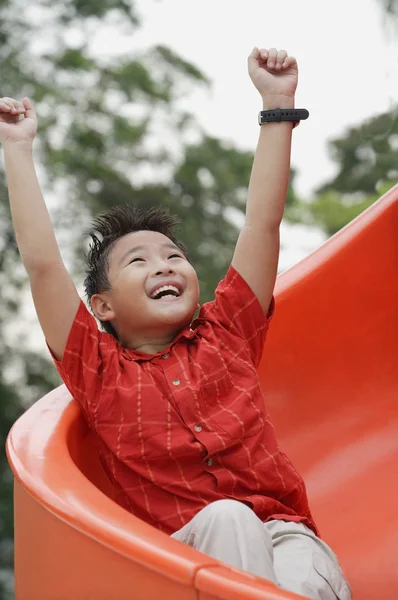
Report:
5,0,398,352
86,0,398,271
92,0,398,198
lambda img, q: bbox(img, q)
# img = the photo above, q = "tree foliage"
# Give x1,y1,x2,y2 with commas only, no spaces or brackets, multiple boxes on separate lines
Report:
378,0,398,12
319,109,398,196
0,2,256,596
0,1,397,598
290,108,398,236
285,0,398,237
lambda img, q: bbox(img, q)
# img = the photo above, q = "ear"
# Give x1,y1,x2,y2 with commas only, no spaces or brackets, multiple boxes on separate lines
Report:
90,293,116,322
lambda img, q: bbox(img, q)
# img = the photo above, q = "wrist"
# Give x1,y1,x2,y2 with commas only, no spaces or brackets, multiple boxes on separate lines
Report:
3,139,34,155
261,95,295,110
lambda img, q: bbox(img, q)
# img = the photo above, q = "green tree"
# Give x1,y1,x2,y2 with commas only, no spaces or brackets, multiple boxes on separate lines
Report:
302,108,398,235
319,109,398,196
295,0,398,236
376,0,398,24
0,2,276,597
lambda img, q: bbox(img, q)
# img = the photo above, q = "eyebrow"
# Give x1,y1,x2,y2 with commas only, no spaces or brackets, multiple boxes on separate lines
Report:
118,242,181,266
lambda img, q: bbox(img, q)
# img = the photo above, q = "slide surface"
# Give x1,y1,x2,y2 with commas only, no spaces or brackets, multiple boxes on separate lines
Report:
6,184,398,599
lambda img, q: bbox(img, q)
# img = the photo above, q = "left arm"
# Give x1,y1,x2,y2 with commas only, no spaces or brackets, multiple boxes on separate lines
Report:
232,47,299,313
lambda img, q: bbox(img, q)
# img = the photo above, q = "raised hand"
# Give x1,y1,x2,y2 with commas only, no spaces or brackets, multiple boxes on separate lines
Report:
248,47,298,108
0,97,37,147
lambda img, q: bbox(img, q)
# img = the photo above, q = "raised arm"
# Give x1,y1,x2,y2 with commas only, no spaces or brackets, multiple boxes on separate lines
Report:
232,47,299,314
1,97,80,360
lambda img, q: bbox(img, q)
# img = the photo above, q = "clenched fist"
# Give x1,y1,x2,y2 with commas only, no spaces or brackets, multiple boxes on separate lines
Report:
0,97,37,148
248,47,298,109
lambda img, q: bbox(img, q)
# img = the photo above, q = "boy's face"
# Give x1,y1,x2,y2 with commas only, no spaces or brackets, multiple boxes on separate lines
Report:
92,230,200,346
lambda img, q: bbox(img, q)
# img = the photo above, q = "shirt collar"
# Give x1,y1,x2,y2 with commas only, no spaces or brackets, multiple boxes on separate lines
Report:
121,322,198,361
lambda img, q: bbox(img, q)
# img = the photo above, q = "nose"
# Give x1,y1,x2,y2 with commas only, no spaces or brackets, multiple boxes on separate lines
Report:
152,260,176,277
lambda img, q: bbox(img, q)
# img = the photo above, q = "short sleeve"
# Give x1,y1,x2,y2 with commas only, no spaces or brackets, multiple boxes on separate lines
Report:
199,265,274,366
47,299,118,420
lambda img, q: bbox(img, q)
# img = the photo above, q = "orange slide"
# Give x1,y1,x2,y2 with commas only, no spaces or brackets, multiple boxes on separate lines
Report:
6,184,398,600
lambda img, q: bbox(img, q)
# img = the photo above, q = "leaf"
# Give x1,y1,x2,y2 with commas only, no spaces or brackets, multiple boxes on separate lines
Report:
52,47,96,71
153,45,210,84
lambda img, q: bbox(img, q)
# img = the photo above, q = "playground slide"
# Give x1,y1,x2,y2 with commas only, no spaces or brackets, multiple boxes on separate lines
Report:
6,183,398,600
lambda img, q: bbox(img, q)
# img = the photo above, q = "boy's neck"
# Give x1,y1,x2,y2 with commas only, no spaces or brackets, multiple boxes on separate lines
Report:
133,339,174,355
119,330,179,356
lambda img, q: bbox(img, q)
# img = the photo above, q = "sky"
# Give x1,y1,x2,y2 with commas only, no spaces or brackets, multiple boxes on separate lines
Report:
6,0,398,351
91,0,398,199
87,0,398,269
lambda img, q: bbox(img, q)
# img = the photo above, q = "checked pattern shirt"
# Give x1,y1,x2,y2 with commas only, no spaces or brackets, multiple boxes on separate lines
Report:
50,265,318,536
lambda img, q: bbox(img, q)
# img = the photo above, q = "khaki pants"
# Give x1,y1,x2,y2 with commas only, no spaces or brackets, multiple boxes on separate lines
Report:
171,500,351,600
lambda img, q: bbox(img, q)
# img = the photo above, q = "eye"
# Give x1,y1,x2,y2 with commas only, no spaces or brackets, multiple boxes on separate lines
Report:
129,257,144,264
168,253,182,259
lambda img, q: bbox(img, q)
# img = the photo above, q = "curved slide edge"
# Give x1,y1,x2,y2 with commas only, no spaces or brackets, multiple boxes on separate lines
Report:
275,182,398,296
7,386,303,600
7,182,398,599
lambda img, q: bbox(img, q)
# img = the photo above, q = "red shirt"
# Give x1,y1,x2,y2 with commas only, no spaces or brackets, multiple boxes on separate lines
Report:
50,266,318,536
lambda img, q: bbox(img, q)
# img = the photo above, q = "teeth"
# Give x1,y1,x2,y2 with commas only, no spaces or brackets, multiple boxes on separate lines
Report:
151,285,180,299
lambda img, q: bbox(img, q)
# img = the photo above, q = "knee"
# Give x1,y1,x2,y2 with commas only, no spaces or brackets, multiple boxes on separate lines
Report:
201,500,272,549
204,499,255,524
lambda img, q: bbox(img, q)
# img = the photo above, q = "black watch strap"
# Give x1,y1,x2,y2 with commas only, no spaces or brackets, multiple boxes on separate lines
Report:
258,108,309,126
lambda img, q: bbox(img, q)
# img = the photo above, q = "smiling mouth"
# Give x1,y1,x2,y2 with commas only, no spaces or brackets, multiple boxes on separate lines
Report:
150,285,182,300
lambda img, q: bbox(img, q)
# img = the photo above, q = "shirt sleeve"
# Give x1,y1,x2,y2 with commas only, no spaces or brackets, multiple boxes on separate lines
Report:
199,265,274,366
46,299,118,423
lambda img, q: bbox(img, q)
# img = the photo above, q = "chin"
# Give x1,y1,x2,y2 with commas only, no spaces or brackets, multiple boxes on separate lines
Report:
156,305,195,327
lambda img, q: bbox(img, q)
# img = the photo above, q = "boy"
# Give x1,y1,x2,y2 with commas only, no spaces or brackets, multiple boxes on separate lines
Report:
1,47,351,599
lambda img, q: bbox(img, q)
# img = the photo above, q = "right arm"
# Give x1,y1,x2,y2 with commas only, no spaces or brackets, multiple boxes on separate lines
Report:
1,97,80,361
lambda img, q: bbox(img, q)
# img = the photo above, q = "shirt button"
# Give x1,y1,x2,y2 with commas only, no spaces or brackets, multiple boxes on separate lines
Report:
161,353,169,359
194,424,202,432
172,379,181,386
206,458,213,467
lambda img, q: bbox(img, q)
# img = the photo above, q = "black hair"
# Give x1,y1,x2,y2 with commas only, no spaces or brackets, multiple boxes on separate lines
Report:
83,204,188,337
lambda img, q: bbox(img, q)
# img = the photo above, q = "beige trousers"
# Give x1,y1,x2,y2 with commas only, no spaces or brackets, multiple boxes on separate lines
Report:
171,500,351,600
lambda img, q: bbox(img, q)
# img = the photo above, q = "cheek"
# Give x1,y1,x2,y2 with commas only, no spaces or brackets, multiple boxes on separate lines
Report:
187,272,199,300
127,267,147,287
114,271,146,303
194,281,200,302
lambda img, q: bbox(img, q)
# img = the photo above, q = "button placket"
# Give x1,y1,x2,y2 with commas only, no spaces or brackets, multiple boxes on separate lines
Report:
159,354,183,391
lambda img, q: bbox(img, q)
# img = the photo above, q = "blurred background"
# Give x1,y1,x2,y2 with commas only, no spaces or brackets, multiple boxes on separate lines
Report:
0,0,397,596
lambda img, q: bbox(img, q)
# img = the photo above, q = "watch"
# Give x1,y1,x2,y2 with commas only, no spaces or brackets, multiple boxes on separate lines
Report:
258,108,309,126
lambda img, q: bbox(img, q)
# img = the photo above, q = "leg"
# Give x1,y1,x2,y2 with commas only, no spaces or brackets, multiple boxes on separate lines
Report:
266,520,352,600
171,499,278,582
